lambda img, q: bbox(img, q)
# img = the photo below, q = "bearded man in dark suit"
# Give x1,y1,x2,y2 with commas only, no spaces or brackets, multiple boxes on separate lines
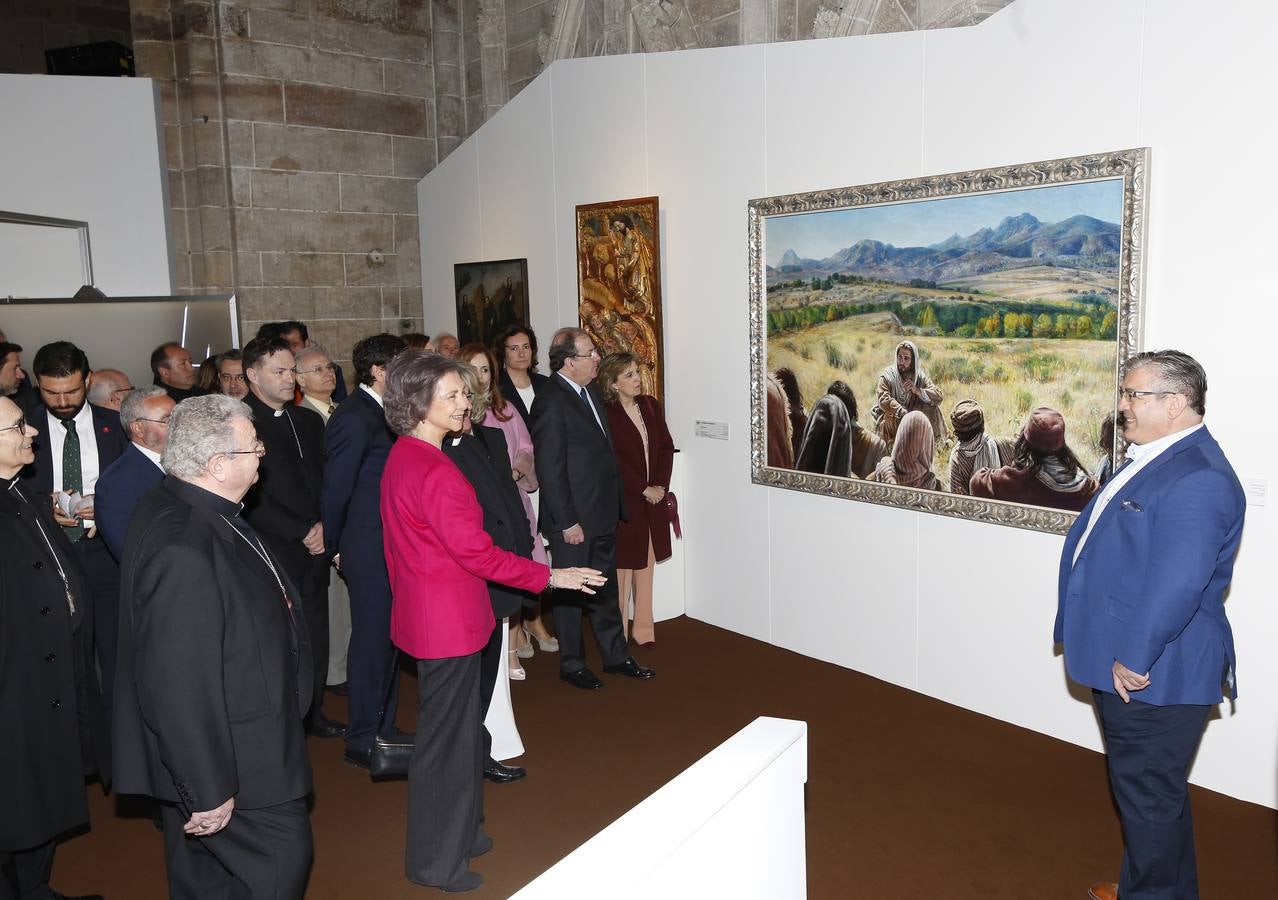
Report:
114,394,313,900
22,341,129,716
531,327,653,690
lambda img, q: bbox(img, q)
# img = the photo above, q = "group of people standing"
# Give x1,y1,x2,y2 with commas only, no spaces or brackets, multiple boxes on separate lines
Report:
0,316,676,897
769,338,1104,512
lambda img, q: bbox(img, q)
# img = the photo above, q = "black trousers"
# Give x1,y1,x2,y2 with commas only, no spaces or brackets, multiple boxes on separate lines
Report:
546,532,626,675
161,799,311,900
343,569,399,752
289,553,330,724
478,617,505,765
1093,690,1211,900
0,840,56,900
71,536,118,719
407,654,486,888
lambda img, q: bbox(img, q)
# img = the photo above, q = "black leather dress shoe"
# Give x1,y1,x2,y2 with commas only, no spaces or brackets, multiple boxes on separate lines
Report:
309,715,348,738
603,657,655,679
560,667,603,690
483,760,527,784
438,870,483,892
343,745,372,770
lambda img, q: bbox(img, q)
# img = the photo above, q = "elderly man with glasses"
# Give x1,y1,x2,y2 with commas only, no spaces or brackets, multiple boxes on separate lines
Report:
114,393,314,900
1055,350,1246,900
94,386,175,562
531,327,653,690
0,394,110,900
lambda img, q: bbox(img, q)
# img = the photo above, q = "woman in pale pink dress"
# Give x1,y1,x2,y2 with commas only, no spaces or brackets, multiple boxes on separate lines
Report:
461,344,556,679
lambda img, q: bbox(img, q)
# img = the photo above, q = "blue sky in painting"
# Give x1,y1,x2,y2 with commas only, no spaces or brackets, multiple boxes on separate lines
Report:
764,178,1124,266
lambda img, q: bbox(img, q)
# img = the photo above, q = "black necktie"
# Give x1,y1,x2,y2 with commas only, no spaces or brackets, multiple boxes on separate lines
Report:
578,386,601,431
61,419,84,541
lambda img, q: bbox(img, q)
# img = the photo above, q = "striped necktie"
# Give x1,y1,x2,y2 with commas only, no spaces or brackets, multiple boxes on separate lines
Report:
61,419,84,542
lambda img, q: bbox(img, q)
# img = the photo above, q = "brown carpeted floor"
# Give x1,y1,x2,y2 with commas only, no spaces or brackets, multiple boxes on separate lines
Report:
53,616,1278,898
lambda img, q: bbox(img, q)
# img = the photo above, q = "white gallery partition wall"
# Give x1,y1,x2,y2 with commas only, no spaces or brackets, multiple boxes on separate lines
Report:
0,74,174,298
418,0,1278,809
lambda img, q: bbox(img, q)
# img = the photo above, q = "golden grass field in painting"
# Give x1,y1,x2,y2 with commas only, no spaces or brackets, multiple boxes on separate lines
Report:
768,319,1116,477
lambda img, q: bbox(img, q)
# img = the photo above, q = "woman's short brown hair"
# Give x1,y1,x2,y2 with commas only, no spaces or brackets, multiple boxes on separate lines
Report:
597,351,638,403
383,350,469,436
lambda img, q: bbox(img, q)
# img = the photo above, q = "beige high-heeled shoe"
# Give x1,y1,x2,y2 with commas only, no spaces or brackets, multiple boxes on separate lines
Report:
523,626,559,653
507,649,526,681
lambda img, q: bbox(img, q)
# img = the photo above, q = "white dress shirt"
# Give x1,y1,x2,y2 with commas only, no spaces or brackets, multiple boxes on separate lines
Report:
359,383,384,408
47,402,101,494
1072,422,1205,564
557,372,603,431
135,443,164,470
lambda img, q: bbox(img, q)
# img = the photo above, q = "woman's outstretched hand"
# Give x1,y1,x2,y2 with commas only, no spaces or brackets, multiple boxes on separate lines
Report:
549,567,608,594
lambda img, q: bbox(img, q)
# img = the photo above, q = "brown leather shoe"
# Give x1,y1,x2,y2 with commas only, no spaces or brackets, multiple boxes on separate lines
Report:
1087,883,1118,900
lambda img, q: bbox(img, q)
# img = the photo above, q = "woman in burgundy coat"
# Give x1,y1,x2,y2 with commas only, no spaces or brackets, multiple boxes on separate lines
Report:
599,352,675,646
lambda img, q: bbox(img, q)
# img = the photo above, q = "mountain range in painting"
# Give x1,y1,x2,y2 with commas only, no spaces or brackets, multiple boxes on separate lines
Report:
767,212,1120,286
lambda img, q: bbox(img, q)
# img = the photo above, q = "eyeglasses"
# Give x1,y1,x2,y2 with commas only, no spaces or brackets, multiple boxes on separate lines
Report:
221,440,266,458
1118,388,1173,402
572,348,600,359
0,415,25,434
110,386,135,399
137,416,171,426
219,373,246,384
294,363,336,376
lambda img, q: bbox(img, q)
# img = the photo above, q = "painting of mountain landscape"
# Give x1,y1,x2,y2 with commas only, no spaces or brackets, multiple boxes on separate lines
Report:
751,149,1152,530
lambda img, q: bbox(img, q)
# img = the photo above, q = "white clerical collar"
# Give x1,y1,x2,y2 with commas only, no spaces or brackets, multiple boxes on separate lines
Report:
1125,422,1204,463
360,383,384,408
135,443,163,468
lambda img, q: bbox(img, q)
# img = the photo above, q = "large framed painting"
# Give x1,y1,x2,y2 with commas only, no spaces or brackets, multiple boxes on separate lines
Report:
453,257,529,349
576,196,665,402
749,149,1149,534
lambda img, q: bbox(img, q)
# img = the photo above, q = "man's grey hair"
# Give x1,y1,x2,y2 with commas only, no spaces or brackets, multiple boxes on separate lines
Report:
86,369,128,406
119,386,169,433
294,343,331,369
1125,350,1207,415
163,394,254,478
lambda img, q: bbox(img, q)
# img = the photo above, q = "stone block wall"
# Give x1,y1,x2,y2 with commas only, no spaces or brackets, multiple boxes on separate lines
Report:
113,0,1011,375
130,0,435,372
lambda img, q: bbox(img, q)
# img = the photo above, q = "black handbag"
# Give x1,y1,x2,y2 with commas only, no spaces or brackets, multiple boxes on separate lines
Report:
369,734,414,780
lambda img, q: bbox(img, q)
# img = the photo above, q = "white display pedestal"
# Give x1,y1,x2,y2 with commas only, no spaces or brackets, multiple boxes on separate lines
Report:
510,716,808,899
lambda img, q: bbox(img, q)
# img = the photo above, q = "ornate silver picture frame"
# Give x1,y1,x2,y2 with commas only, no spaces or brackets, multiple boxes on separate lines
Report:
749,148,1149,534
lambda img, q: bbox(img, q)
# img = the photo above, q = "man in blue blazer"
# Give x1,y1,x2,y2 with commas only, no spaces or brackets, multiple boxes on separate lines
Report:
1056,350,1245,900
96,386,174,561
320,333,408,768
22,341,130,715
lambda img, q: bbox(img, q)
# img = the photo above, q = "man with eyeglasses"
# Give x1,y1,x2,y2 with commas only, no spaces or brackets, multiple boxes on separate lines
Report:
531,327,653,690
241,337,342,738
86,368,134,411
0,394,110,900
1055,350,1246,900
95,386,175,562
214,349,249,400
114,393,314,900
24,340,130,717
